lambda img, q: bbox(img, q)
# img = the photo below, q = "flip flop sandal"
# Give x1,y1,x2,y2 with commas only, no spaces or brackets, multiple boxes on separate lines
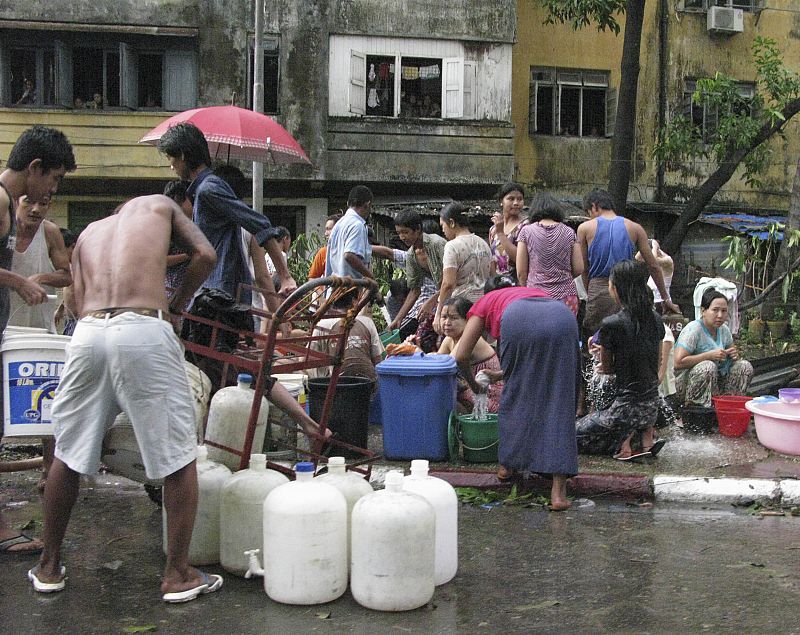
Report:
0,533,43,555
28,566,66,593
162,572,223,604
614,450,650,462
644,439,667,457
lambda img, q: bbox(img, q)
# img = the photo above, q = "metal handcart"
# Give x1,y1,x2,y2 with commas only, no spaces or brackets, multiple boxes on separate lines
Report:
179,276,380,478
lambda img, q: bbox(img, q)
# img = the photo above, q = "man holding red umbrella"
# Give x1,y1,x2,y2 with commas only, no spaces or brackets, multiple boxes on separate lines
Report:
157,122,296,314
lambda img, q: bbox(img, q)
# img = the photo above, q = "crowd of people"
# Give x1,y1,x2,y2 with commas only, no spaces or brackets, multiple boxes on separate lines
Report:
0,123,754,600
319,181,754,504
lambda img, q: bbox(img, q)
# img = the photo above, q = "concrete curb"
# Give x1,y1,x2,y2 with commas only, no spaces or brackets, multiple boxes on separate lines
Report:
283,462,800,506
653,475,780,505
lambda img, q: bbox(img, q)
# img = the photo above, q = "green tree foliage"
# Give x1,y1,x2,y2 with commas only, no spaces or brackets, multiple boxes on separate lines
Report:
539,0,627,32
655,38,800,190
287,231,323,284
656,37,800,254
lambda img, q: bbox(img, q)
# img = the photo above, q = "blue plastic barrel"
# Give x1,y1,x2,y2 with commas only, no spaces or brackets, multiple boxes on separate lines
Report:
375,352,457,460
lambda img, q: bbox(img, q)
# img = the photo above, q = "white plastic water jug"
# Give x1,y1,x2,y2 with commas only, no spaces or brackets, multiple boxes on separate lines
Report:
162,445,231,565
402,459,458,585
351,470,435,611
205,373,269,471
220,454,289,576
247,462,347,604
316,456,373,561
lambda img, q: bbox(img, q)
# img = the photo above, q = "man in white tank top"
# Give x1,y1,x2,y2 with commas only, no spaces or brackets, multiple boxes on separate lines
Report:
8,195,72,494
8,195,71,332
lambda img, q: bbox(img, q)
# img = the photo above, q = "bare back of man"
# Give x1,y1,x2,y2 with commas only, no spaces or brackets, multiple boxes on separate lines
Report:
34,194,219,602
73,195,211,316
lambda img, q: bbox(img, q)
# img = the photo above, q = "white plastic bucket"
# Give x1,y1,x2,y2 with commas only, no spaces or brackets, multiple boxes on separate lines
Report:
2,334,70,437
4,326,49,337
265,373,305,458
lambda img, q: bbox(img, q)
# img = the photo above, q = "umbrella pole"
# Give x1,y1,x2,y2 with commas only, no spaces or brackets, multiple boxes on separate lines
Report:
252,0,265,213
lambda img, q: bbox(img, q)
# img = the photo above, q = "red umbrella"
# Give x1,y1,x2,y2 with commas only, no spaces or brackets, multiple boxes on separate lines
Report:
139,105,311,165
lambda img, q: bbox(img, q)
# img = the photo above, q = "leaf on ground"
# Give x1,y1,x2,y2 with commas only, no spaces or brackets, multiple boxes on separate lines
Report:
102,560,123,571
19,519,36,531
514,599,561,611
122,626,158,634
750,562,765,568
315,612,331,619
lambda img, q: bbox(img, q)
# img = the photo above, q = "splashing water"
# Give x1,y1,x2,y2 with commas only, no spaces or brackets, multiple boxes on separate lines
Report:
658,396,680,427
472,393,489,421
584,358,617,412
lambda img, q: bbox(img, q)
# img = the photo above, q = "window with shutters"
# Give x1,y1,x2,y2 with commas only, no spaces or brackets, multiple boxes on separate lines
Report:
346,51,474,120
682,79,755,144
529,67,611,137
0,29,197,111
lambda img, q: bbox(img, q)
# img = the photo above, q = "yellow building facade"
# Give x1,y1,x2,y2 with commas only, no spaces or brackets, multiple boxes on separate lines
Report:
0,109,171,228
513,0,800,210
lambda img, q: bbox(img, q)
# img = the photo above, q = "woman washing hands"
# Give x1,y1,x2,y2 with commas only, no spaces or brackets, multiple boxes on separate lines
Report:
454,275,578,511
437,296,503,413
576,261,665,461
673,289,753,408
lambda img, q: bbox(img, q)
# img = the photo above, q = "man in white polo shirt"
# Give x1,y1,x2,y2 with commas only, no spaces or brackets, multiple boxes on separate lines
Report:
325,185,374,280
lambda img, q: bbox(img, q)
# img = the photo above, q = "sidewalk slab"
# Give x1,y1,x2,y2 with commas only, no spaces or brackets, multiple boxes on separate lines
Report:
654,475,780,505
779,479,800,505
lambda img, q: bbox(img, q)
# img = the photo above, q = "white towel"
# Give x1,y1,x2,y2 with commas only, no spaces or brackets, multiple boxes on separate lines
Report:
693,276,740,335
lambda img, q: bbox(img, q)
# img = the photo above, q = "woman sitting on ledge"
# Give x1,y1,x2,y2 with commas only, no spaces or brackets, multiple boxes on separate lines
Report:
673,288,753,408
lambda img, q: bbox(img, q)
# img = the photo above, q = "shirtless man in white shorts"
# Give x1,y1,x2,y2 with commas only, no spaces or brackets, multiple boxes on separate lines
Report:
29,195,221,603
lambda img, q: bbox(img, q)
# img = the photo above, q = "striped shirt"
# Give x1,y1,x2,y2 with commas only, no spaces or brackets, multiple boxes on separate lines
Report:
517,221,577,301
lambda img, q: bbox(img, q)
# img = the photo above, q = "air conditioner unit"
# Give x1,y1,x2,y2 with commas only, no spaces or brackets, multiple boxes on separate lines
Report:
707,6,744,34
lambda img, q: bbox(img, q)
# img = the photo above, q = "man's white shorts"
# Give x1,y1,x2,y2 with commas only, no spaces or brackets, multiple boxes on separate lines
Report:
52,312,197,480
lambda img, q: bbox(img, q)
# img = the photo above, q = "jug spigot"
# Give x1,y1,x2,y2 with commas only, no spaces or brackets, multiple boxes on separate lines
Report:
244,548,264,579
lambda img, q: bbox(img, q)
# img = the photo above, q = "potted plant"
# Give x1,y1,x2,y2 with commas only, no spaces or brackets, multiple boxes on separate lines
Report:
767,306,789,339
746,307,765,343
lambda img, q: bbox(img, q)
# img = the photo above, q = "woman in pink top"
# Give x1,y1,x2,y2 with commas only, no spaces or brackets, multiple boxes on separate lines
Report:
516,192,583,316
454,275,579,511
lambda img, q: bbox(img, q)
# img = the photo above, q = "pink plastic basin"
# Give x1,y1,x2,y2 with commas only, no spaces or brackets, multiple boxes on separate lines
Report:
745,400,800,456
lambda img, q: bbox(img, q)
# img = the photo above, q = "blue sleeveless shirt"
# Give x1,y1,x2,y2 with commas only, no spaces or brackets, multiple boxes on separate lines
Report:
588,216,634,279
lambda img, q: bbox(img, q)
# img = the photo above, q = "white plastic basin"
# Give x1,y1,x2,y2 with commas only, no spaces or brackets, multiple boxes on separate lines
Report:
745,400,800,456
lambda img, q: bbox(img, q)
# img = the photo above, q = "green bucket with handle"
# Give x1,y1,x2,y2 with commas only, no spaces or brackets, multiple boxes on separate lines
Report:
448,411,499,463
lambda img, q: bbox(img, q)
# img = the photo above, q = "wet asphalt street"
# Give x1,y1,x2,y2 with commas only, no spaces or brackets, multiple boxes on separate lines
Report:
1,471,799,635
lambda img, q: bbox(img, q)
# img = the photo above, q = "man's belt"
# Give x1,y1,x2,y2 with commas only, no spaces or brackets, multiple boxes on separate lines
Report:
84,307,169,322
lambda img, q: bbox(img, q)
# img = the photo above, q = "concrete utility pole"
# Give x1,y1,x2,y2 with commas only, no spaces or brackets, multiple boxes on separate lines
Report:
252,0,265,212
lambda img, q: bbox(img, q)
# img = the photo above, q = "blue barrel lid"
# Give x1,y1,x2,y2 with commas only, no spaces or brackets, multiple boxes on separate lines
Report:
237,373,252,383
376,352,457,377
295,462,314,472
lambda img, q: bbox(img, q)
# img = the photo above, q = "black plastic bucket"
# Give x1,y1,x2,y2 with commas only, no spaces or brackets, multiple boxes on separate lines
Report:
308,376,374,456
681,405,717,434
